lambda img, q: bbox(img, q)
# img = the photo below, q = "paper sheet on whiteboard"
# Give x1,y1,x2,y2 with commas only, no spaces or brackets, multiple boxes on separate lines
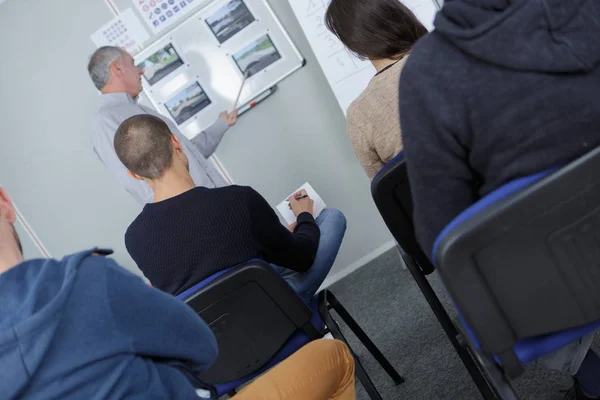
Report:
90,8,150,54
276,182,326,225
132,0,212,34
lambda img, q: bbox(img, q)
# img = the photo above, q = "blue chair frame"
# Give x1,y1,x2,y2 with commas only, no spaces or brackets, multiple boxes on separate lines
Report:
177,259,404,399
433,145,600,398
371,153,496,399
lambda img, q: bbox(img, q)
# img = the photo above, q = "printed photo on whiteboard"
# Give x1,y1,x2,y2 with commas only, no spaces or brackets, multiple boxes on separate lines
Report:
232,34,282,78
206,0,255,44
164,82,212,125
137,43,184,86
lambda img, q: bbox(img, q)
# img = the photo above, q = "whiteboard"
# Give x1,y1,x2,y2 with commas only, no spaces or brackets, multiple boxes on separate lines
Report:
134,0,304,139
287,0,439,115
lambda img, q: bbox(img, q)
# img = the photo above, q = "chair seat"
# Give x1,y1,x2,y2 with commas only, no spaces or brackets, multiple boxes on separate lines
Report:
459,311,600,366
214,295,324,395
510,320,600,365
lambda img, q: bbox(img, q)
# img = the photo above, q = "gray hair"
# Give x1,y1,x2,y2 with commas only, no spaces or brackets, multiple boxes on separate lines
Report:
87,46,123,90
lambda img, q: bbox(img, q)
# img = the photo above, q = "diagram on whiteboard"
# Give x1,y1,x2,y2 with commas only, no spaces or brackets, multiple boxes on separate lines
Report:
287,0,438,115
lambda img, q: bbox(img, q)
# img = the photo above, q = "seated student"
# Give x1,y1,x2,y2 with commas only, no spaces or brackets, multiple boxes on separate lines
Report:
324,0,427,180
0,186,355,400
115,114,346,302
399,1,600,399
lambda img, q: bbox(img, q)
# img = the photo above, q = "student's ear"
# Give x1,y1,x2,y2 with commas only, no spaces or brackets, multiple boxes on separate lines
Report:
171,133,183,152
127,170,144,181
0,187,16,224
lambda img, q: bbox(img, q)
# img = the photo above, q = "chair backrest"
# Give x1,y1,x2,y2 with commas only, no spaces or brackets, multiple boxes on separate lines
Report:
434,145,600,367
371,153,435,274
181,260,318,384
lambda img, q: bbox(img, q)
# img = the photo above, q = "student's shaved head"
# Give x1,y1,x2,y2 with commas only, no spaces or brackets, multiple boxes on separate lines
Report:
114,115,174,179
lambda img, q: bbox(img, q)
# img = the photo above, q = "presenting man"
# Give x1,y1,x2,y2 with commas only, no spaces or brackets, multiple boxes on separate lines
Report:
88,46,237,204
114,114,346,302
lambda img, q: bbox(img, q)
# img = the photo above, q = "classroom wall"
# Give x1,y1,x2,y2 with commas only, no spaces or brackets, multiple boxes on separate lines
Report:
0,0,394,278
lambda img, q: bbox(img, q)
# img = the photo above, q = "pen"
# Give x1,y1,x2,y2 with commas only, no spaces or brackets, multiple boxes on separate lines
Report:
288,194,309,201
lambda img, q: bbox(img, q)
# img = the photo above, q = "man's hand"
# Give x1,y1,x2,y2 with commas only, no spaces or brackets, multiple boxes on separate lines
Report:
219,110,238,127
288,190,314,217
287,222,297,232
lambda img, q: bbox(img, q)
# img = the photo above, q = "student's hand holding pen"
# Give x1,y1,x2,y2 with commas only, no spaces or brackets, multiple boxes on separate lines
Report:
288,189,314,217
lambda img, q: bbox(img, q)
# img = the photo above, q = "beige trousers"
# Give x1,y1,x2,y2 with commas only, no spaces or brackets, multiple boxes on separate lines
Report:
234,339,356,400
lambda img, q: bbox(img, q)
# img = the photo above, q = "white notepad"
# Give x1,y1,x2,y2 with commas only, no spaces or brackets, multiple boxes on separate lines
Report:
276,182,326,225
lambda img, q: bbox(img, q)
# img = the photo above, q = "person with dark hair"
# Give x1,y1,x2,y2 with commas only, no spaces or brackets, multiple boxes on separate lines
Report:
115,114,346,301
88,46,237,205
325,0,427,179
399,1,600,398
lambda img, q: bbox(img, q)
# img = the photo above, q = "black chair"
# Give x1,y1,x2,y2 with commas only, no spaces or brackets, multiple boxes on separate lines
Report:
177,259,404,399
371,153,496,399
434,146,600,398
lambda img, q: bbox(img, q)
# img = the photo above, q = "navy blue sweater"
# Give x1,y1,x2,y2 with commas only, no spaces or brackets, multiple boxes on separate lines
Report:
400,0,600,256
0,250,218,400
126,186,320,296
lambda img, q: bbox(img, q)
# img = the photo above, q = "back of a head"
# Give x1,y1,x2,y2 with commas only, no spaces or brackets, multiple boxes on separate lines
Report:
325,0,428,60
88,46,123,90
114,115,174,180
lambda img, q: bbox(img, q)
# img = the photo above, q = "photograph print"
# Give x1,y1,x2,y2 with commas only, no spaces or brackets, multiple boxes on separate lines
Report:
164,81,212,125
232,34,282,78
206,0,255,44
138,43,184,86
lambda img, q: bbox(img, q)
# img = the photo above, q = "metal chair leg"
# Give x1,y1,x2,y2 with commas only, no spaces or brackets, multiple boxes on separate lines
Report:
401,254,497,399
354,351,385,400
477,350,519,400
318,292,384,400
323,290,404,385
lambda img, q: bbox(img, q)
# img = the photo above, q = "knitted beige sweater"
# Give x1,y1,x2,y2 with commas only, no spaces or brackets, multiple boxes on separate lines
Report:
346,57,408,180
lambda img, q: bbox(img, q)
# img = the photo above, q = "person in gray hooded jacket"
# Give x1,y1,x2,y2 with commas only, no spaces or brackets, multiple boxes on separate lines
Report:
400,1,600,399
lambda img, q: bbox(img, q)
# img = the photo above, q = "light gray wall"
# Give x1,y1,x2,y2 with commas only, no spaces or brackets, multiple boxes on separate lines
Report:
0,0,393,276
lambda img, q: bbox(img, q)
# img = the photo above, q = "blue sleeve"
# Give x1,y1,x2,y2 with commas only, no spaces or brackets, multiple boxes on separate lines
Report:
103,258,218,373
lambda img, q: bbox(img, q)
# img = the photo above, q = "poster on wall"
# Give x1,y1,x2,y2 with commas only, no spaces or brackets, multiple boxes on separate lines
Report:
232,34,282,78
90,8,150,54
205,0,255,44
133,0,206,34
164,81,212,125
137,43,185,85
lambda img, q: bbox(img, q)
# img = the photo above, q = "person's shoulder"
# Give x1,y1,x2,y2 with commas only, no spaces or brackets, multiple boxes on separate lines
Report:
225,185,267,206
62,249,128,284
403,32,461,78
347,95,365,124
124,210,150,245
215,184,256,195
200,185,258,204
347,85,376,131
